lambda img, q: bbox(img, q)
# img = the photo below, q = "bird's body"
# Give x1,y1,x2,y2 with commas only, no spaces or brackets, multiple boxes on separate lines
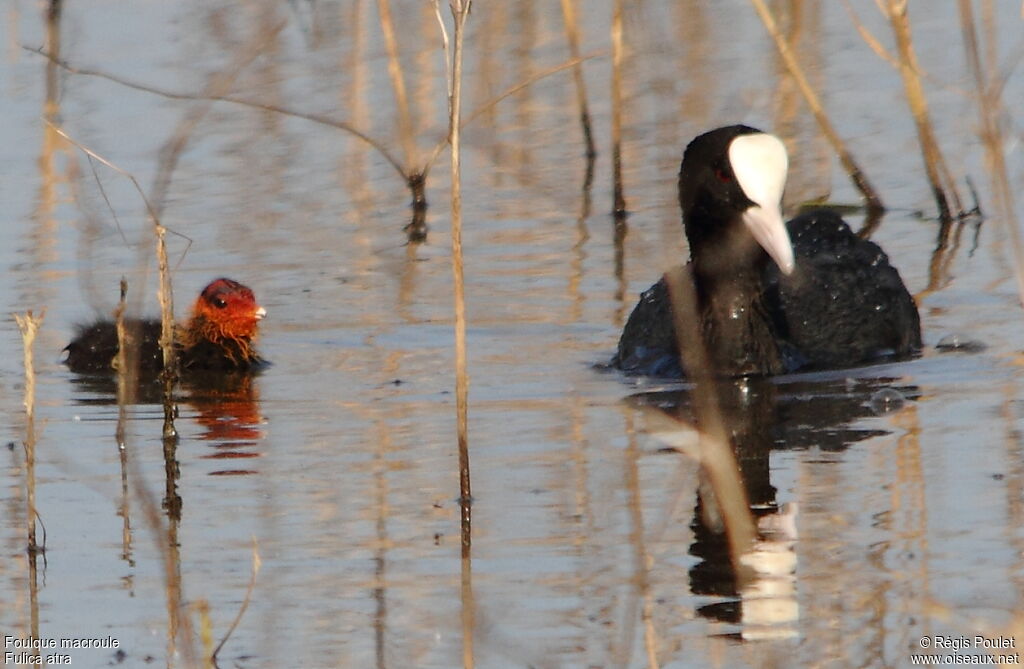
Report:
612,125,921,378
64,278,267,375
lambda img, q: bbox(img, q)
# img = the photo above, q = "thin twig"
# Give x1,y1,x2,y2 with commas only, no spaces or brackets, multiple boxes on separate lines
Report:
46,121,161,223
212,538,262,661
29,44,603,191
24,45,407,177
85,155,129,245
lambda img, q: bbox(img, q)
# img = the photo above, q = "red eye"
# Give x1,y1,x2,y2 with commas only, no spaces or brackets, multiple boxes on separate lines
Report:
714,167,731,183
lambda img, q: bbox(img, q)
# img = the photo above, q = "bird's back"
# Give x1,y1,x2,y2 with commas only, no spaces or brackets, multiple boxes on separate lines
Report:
768,209,922,370
63,319,165,374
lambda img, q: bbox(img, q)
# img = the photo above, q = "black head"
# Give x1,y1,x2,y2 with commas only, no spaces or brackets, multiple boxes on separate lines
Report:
678,125,793,279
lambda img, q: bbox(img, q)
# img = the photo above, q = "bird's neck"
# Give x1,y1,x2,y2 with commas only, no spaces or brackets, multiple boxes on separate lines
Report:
693,262,785,376
179,314,257,363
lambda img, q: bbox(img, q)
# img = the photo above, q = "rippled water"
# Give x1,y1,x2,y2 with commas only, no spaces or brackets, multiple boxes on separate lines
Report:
3,2,1024,668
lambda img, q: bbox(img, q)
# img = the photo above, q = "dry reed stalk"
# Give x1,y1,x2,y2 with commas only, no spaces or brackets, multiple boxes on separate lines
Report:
434,0,473,531
662,266,757,571
772,1,834,209
958,0,1024,306
114,278,134,445
15,311,45,555
113,278,136,564
559,0,597,164
155,223,178,440
15,310,44,656
49,121,182,443
610,0,627,222
748,0,884,212
885,0,962,223
434,2,475,665
460,541,475,669
48,125,197,662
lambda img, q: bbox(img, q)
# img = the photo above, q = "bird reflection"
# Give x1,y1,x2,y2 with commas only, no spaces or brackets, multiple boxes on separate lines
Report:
188,372,265,475
68,368,266,476
630,373,918,639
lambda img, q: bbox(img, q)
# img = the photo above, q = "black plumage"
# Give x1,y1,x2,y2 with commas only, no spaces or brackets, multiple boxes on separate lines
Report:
612,125,921,378
63,319,165,374
63,278,267,376
63,319,264,374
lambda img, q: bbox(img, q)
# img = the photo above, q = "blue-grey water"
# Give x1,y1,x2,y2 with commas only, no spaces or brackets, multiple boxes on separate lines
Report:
2,2,1023,667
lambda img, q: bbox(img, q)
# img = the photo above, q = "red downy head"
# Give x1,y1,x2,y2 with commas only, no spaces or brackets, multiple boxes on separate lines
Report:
189,278,266,351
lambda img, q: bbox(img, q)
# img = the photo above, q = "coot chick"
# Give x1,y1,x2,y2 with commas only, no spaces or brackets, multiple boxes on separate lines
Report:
613,125,921,378
64,278,267,374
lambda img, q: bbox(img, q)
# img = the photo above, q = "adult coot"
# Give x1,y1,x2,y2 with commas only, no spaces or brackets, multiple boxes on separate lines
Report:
612,125,921,377
65,277,267,374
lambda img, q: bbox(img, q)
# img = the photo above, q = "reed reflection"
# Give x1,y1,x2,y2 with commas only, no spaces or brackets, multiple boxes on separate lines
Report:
632,373,918,639
68,369,267,477
189,373,266,476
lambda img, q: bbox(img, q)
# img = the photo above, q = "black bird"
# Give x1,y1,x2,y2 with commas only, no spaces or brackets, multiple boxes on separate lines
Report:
64,278,267,375
612,125,921,378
